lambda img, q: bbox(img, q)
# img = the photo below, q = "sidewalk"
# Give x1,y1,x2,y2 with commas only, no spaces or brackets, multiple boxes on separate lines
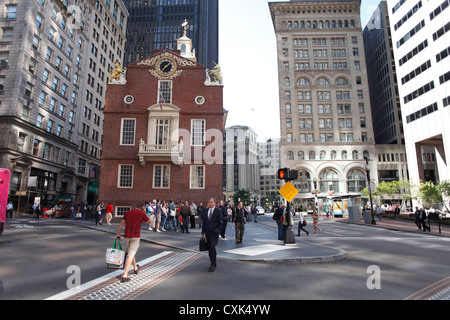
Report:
67,218,347,264
345,215,450,237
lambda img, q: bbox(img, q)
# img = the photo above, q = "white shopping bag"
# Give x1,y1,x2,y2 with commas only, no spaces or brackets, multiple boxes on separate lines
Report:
106,239,127,270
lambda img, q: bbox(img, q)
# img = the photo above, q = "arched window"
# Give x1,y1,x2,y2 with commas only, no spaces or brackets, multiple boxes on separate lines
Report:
284,77,290,86
288,151,294,160
320,151,326,160
317,78,330,86
292,170,312,193
298,151,305,160
309,151,316,160
342,150,348,160
335,78,349,85
331,150,337,160
352,150,359,160
320,169,339,192
363,150,370,160
347,169,366,192
297,78,310,86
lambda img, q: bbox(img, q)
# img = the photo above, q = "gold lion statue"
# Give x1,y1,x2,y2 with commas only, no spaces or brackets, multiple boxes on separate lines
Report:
207,62,223,84
109,60,126,83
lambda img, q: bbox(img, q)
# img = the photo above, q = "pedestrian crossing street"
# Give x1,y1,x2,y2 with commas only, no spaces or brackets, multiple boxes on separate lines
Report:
46,251,202,300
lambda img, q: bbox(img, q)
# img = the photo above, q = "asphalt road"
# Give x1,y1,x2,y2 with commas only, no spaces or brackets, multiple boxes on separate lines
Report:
1,215,449,301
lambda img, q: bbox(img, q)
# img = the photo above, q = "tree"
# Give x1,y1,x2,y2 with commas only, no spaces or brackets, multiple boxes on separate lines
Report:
376,180,401,205
398,179,416,208
419,181,443,208
232,189,251,206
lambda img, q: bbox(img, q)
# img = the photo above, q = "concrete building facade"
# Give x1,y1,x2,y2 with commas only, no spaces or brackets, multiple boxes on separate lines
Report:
0,0,127,212
269,0,377,205
387,0,450,185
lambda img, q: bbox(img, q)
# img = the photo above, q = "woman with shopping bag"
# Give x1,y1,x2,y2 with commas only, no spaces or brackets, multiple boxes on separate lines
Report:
115,201,152,283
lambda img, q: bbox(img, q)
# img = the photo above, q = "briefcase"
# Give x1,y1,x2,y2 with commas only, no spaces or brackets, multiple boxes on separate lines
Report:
199,237,209,252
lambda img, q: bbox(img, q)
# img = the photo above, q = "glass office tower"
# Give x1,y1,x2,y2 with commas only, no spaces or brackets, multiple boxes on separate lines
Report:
123,0,218,70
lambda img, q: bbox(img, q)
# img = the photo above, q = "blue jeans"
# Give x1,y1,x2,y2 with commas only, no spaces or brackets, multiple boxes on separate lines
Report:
166,215,177,231
276,220,284,240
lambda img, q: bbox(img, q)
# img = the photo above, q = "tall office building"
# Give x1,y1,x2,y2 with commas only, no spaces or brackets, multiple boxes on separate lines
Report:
363,1,403,146
223,126,259,196
269,0,377,205
123,0,219,70
258,138,282,204
0,0,127,211
387,0,450,184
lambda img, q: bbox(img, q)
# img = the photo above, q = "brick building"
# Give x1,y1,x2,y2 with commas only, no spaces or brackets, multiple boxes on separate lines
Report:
99,29,225,217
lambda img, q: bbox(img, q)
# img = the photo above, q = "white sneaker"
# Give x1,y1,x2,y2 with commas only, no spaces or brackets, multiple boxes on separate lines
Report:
156,229,161,232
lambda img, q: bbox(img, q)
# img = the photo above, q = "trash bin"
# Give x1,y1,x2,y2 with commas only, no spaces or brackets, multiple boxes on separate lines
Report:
363,210,372,224
348,206,361,223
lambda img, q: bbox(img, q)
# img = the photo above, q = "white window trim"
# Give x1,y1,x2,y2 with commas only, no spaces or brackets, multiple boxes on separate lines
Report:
115,206,131,217
120,118,136,146
190,165,205,190
191,119,206,146
153,164,171,189
157,80,173,104
117,164,134,189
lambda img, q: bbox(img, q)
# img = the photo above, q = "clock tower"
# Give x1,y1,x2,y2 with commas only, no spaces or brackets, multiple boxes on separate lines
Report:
99,24,225,218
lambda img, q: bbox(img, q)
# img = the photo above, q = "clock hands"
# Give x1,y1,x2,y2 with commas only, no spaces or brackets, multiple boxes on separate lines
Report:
161,63,171,72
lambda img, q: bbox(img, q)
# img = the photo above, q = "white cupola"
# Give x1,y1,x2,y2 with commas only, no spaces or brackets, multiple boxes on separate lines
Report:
177,20,197,62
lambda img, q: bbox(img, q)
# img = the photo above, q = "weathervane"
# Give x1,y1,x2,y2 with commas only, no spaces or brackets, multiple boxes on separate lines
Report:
182,19,189,36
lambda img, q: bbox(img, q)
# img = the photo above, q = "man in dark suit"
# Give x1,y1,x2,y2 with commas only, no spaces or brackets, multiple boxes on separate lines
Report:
201,197,223,272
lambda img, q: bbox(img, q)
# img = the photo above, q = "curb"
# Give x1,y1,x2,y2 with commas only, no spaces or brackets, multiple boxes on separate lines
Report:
65,219,347,264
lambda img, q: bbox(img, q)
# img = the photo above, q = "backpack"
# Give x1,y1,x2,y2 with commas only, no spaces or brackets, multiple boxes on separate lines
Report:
273,208,282,221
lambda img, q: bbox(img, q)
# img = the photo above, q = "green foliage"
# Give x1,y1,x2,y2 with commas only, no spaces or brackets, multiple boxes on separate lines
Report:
232,189,251,206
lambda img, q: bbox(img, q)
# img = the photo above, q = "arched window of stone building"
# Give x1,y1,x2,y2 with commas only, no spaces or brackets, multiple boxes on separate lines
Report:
347,169,366,193
320,169,339,192
293,169,312,193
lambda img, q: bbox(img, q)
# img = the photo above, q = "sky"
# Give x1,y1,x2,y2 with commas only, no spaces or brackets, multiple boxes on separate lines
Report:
219,0,382,141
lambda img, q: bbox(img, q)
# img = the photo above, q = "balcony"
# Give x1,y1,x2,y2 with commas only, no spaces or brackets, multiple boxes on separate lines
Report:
138,139,184,167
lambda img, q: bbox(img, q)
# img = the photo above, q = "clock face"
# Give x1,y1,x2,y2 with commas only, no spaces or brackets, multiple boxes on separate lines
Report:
156,58,177,76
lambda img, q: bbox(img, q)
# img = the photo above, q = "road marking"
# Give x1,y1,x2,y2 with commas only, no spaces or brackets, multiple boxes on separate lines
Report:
404,277,450,300
46,251,202,300
224,244,296,257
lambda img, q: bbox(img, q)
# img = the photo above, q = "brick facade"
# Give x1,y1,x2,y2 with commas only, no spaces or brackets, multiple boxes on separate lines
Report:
99,50,224,214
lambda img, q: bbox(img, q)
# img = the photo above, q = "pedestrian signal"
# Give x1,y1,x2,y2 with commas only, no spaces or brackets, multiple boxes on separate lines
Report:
277,168,288,180
277,168,299,181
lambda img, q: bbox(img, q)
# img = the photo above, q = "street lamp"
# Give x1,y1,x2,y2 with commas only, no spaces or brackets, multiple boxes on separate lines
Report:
364,156,376,225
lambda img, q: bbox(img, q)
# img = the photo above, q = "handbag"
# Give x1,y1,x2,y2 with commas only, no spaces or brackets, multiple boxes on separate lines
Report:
303,220,307,226
199,237,209,252
106,239,127,270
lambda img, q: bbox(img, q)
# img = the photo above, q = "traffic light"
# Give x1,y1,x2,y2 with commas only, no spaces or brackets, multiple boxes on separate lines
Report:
277,168,298,181
277,168,289,180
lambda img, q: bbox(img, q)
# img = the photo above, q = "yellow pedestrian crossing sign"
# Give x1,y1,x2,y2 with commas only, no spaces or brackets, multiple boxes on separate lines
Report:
278,182,299,202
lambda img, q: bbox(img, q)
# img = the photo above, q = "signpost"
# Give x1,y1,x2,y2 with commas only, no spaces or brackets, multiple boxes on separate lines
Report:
277,168,299,244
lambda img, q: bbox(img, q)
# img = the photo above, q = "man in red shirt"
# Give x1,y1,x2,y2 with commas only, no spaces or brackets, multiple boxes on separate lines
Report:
115,201,151,282
105,203,114,225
